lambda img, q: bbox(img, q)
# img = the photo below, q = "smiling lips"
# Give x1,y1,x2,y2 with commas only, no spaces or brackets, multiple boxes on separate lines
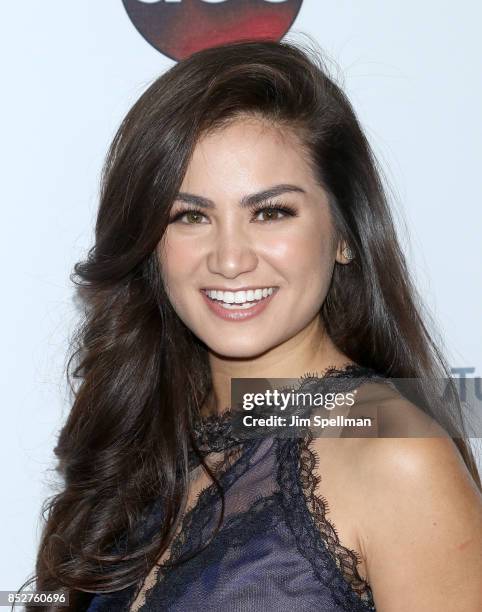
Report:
200,287,279,321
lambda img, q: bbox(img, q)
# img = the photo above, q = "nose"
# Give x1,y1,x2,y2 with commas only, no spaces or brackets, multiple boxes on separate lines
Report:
206,221,258,279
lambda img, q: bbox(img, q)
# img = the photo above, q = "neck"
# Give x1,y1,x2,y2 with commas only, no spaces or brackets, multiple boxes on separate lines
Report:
203,315,356,417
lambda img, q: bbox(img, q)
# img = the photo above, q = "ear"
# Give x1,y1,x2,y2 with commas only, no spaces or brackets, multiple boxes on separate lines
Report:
335,240,353,264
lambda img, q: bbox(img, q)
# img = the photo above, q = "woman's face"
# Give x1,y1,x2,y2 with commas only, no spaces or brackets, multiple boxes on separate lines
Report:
158,116,347,358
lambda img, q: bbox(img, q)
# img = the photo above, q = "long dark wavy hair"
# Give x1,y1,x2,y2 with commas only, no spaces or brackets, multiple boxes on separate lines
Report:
19,38,480,610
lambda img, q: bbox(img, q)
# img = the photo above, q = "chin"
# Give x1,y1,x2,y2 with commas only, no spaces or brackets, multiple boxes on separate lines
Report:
204,337,276,360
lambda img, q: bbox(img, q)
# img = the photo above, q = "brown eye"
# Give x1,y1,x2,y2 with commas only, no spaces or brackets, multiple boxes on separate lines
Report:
251,202,298,222
256,208,285,222
169,209,208,224
184,211,204,224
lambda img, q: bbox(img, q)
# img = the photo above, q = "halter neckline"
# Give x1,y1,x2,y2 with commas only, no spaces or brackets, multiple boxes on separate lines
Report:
191,362,381,454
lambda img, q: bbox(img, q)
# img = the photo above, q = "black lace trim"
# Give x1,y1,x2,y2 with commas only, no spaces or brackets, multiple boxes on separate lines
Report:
140,495,283,608
191,407,244,454
277,434,376,612
303,433,376,608
275,362,386,612
190,362,381,447
166,444,250,565
132,437,264,610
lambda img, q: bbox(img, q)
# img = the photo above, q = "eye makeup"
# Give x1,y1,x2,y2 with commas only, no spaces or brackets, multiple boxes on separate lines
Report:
168,200,299,224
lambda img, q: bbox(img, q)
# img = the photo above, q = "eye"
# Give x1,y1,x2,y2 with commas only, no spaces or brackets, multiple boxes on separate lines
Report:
169,208,208,224
168,200,299,225
251,201,298,222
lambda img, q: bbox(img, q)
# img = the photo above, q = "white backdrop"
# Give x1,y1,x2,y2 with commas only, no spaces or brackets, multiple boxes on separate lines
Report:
1,0,481,591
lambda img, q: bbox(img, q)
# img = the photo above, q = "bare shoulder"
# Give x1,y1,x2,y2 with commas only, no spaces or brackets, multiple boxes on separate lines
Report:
356,434,482,523
309,381,482,610
354,430,482,610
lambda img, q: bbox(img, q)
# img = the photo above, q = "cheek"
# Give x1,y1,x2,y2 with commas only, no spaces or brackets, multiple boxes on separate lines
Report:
158,236,200,286
262,224,333,277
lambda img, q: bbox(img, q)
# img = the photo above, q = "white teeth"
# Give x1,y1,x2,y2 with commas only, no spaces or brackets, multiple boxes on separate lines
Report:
204,287,275,305
219,301,257,310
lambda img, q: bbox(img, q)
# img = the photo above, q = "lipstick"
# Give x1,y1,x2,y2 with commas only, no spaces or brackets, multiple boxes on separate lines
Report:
200,288,278,322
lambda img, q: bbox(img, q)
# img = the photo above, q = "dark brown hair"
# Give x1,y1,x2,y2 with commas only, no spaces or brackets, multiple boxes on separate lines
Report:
19,38,480,610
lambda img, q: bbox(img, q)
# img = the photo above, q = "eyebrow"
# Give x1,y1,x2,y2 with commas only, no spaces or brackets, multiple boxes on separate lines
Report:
175,184,306,209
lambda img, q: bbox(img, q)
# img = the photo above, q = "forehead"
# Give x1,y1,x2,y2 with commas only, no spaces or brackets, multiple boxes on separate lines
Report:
180,117,317,193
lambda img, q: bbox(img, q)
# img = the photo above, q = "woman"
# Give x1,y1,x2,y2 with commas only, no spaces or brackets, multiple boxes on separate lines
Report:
21,40,481,611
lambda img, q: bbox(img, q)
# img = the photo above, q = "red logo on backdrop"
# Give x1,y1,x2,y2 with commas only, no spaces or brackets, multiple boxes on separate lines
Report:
122,0,303,61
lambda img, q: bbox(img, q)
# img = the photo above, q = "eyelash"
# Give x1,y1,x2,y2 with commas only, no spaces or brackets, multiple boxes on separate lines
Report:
168,200,299,224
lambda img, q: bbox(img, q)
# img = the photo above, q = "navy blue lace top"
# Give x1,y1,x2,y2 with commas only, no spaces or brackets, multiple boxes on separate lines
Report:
86,364,385,611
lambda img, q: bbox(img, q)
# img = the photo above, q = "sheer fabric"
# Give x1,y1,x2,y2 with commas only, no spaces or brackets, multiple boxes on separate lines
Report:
87,364,386,611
